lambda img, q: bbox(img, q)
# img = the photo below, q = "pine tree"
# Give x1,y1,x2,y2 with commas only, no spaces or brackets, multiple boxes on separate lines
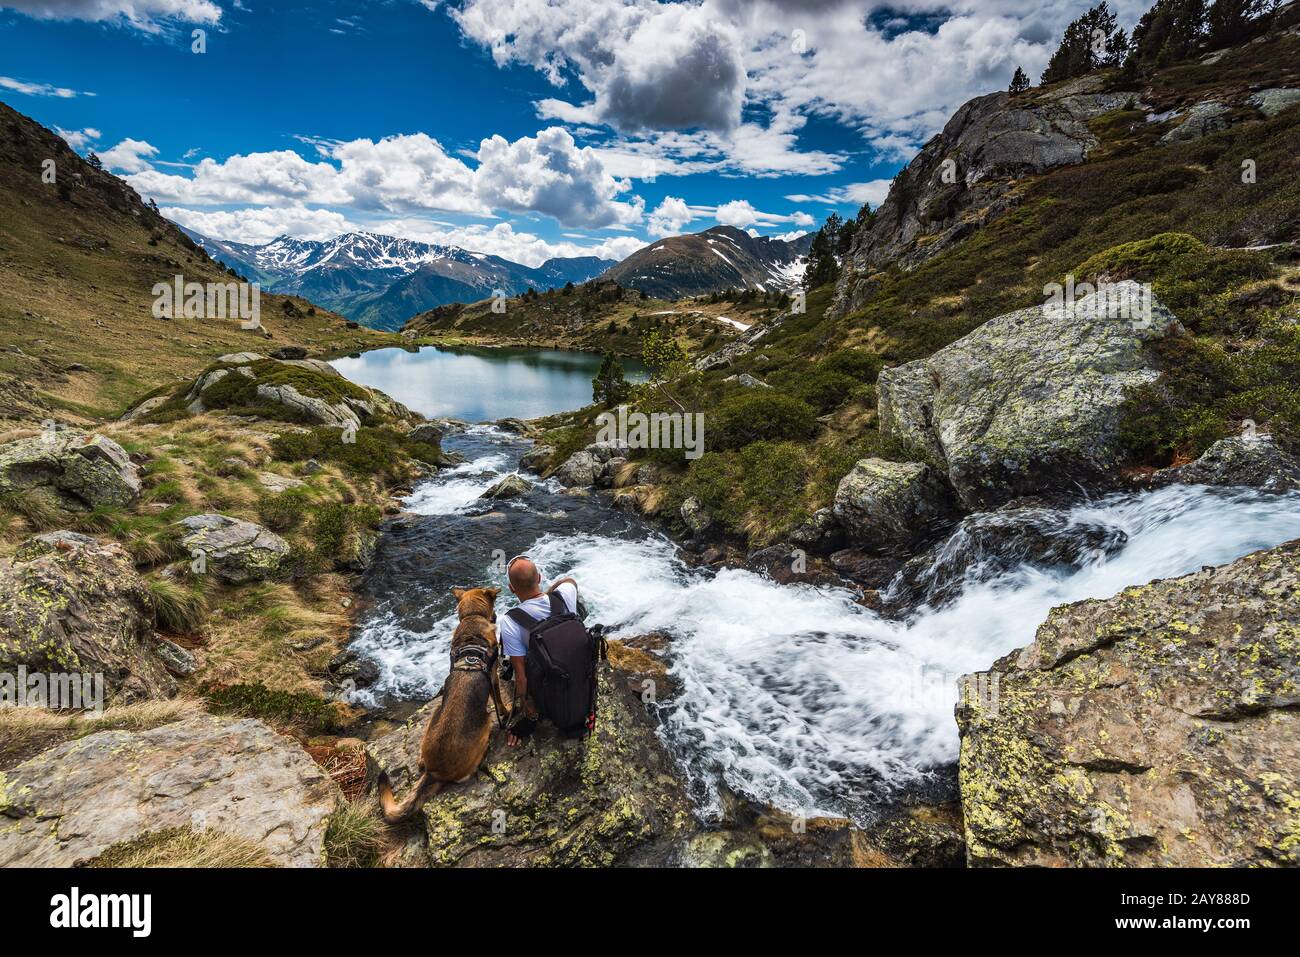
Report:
1009,66,1031,94
803,213,844,291
1128,0,1207,69
87,152,103,170
1206,0,1267,49
592,352,631,407
1040,2,1123,84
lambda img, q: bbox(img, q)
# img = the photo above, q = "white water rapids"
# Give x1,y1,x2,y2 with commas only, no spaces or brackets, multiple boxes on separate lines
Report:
350,428,1300,823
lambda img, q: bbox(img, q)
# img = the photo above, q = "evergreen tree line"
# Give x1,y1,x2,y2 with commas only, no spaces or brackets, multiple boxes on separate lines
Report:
1009,0,1279,93
803,205,875,291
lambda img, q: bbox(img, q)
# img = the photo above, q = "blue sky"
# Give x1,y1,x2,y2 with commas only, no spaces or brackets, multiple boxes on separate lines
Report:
0,0,1131,265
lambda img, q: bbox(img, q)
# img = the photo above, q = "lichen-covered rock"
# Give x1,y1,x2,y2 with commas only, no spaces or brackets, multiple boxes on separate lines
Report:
0,430,141,509
254,382,361,430
957,539,1300,867
177,513,289,583
878,282,1183,510
364,669,697,866
518,444,554,474
680,496,714,538
0,713,339,867
832,458,957,551
1153,435,1300,493
788,507,847,555
151,637,198,676
480,473,532,500
1250,87,1300,117
119,395,168,421
0,531,175,701
407,421,455,445
1158,100,1232,144
180,353,414,427
554,450,601,487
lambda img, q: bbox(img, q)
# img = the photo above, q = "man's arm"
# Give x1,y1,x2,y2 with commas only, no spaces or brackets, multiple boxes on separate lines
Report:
547,576,578,594
510,656,529,703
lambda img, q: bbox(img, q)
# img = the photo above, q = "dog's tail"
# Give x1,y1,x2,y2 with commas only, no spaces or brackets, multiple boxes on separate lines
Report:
377,770,443,824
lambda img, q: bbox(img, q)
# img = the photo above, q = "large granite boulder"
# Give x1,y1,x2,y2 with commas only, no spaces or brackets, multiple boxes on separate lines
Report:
0,713,340,867
832,458,958,551
957,540,1300,867
552,442,627,488
0,531,175,702
177,513,289,583
878,282,1183,510
0,430,140,509
1153,435,1300,493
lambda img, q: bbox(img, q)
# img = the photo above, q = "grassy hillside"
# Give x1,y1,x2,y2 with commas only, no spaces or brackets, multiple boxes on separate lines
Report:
402,278,790,357
0,99,397,426
525,28,1300,547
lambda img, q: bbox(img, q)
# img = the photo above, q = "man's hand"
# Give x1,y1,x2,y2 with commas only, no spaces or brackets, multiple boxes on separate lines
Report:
507,654,535,747
547,576,578,594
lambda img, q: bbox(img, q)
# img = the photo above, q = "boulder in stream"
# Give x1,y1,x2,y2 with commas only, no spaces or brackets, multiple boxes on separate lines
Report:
832,458,958,552
480,473,532,500
878,282,1183,510
1153,434,1300,493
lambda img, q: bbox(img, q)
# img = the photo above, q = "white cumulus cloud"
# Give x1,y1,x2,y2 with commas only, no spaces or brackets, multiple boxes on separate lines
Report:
98,138,159,174
0,0,222,31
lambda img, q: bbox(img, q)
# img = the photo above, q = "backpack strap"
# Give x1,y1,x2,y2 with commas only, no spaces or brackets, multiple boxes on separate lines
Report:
547,590,569,618
506,607,539,632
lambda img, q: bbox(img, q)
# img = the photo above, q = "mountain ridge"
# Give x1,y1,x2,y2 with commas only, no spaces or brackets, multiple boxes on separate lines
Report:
600,225,812,299
183,228,617,331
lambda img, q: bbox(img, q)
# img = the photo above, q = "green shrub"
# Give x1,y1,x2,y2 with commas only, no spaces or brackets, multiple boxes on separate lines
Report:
201,682,342,733
712,392,817,451
795,370,859,413
676,441,810,542
257,487,310,531
311,502,381,556
271,426,417,483
819,348,885,382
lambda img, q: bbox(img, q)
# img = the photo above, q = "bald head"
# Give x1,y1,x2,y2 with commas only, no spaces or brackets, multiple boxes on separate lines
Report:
507,556,542,596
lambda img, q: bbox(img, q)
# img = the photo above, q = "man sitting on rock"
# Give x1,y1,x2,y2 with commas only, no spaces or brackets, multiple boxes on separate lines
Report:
498,555,581,747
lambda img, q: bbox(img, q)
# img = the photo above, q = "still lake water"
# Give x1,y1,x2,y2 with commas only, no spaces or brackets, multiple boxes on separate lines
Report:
330,344,649,421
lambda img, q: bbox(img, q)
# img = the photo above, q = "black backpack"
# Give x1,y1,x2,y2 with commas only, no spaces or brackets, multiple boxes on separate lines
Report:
507,592,606,736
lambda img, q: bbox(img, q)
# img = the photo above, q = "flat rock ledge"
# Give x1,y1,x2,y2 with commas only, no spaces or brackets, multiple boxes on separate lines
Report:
957,539,1300,867
0,713,340,867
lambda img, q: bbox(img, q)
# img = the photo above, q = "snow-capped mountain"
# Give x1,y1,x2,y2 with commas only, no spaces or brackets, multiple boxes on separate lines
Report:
181,228,617,330
599,225,812,299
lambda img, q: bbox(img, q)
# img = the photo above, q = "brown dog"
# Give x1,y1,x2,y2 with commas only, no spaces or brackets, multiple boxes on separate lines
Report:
377,586,507,823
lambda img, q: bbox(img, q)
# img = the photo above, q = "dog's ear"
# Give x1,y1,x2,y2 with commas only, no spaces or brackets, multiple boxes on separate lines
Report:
451,586,466,600
484,587,500,603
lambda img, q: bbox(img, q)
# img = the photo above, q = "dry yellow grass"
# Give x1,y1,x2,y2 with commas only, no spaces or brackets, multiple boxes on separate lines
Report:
87,827,279,868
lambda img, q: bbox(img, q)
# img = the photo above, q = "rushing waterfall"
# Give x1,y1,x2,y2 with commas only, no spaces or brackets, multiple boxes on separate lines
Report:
350,427,1300,824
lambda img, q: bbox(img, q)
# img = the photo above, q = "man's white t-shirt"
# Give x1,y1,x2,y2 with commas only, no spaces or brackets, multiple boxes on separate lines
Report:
499,581,578,658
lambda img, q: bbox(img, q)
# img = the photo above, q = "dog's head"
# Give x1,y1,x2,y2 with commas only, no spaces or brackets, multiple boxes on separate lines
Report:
452,586,500,623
